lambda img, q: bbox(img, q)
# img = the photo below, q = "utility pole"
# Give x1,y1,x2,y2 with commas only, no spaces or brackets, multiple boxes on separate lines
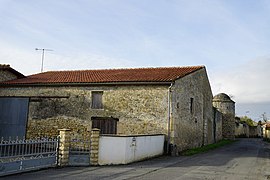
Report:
35,48,53,72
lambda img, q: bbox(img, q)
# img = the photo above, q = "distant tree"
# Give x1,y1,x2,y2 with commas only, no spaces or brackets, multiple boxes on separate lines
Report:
262,112,268,123
240,116,255,126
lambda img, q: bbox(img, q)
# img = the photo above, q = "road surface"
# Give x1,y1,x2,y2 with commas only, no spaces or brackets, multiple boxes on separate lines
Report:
3,138,270,180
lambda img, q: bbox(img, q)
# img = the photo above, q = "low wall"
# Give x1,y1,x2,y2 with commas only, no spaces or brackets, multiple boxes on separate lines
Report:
98,134,165,165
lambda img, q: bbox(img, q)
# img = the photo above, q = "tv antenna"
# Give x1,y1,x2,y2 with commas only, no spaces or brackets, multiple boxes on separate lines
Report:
35,48,53,72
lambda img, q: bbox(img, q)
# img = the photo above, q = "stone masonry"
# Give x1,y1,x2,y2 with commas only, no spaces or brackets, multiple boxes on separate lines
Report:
0,64,24,82
213,93,235,140
90,128,100,165
0,67,216,153
58,129,71,166
0,69,18,82
0,86,168,139
170,68,214,152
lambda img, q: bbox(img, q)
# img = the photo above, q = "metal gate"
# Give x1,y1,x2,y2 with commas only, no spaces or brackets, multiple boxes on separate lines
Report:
69,138,91,166
0,137,59,176
0,98,29,138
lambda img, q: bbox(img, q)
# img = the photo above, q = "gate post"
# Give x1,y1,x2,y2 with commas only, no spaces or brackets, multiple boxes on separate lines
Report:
58,129,71,166
90,128,100,165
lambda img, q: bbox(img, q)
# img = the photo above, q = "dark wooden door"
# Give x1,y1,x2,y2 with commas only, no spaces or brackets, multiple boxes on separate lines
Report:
91,117,118,134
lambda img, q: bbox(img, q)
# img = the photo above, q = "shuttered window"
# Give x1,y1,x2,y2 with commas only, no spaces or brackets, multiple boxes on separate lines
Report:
91,117,118,134
91,91,103,109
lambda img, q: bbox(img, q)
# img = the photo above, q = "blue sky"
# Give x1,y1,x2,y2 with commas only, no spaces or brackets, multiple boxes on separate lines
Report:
1,0,270,120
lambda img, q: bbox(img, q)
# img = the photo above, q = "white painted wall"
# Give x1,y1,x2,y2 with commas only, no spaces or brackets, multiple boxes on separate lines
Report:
98,135,165,165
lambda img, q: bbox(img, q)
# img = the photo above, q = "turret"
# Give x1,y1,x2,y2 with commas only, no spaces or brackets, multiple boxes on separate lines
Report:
213,93,235,140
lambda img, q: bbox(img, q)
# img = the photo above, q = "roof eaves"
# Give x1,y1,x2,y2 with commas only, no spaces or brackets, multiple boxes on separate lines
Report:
0,81,173,87
173,66,205,81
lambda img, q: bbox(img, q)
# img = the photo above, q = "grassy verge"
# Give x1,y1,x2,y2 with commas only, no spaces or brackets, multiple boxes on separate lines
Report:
181,139,236,156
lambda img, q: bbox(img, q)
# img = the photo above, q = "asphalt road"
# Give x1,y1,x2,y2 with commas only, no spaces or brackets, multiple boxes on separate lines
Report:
3,138,270,180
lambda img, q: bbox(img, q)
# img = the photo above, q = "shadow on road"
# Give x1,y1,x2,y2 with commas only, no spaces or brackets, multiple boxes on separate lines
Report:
2,138,270,180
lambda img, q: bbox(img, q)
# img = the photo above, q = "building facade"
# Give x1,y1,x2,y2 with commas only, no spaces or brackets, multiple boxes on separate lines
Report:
0,65,215,153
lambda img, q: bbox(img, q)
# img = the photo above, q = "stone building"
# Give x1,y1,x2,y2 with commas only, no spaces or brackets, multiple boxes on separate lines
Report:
0,64,25,82
262,122,270,139
0,65,215,153
213,93,235,140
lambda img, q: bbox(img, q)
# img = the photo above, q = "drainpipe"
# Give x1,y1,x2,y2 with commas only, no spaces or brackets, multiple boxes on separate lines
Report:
167,82,174,154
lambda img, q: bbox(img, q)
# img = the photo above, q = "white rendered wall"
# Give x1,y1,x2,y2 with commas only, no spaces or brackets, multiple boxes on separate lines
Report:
98,135,165,165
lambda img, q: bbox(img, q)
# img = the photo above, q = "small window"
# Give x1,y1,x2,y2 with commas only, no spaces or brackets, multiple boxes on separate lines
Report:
190,98,194,114
91,117,118,134
91,91,103,109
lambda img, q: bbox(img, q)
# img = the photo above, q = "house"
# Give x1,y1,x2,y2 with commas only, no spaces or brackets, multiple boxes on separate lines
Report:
0,64,25,82
0,64,27,138
0,65,215,153
262,122,270,139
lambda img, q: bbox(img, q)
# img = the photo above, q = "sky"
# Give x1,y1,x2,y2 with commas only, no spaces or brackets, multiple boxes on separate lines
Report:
1,0,270,121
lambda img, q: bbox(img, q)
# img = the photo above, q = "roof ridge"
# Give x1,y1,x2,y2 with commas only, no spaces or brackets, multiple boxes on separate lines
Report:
33,65,205,73
3,65,206,85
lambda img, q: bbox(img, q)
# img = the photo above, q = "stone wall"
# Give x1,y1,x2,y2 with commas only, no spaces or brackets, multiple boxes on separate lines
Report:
235,122,249,137
170,68,214,152
249,126,260,137
235,123,261,138
222,113,235,139
0,70,18,82
26,116,91,139
0,85,168,139
213,108,223,142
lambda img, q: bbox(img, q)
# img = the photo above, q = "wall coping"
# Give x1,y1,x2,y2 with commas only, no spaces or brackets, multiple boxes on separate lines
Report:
100,134,165,138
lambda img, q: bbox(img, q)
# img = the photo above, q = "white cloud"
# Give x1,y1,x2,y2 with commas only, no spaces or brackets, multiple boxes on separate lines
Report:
210,57,270,103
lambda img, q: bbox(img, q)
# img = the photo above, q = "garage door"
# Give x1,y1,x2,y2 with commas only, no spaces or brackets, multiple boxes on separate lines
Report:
0,98,29,138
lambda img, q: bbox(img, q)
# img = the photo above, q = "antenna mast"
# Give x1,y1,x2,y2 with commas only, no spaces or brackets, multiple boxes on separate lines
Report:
35,48,53,72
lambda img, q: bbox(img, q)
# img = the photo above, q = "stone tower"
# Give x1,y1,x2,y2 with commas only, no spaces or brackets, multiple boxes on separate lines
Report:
213,93,235,140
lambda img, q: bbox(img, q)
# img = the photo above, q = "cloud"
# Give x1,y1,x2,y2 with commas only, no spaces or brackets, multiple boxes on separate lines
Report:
210,57,270,103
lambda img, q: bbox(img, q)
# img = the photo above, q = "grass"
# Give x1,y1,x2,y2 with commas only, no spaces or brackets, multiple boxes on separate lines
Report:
181,139,236,156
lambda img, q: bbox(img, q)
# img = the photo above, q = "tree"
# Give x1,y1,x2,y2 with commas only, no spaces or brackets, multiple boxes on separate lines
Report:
240,116,255,126
262,112,268,123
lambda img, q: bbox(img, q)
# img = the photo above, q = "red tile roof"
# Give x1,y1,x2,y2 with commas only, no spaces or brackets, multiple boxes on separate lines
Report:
1,66,204,85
